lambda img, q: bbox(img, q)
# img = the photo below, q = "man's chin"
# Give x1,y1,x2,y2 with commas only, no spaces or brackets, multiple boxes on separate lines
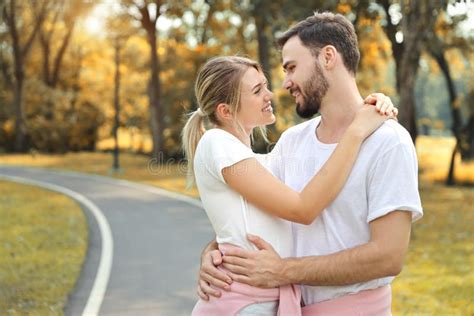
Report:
296,103,318,119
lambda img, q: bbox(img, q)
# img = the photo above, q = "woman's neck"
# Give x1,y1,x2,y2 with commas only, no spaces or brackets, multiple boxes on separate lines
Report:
218,125,251,148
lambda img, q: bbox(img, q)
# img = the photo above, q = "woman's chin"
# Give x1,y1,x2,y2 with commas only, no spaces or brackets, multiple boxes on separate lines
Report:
266,114,276,125
254,115,276,128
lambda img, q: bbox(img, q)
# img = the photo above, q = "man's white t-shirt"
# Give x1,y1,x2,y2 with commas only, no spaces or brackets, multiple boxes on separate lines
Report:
267,116,423,305
194,128,293,258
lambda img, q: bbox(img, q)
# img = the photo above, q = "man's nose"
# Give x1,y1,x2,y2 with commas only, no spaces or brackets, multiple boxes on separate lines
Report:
282,77,292,90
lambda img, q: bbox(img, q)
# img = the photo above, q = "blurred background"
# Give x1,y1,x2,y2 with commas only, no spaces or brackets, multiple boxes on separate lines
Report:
0,0,473,315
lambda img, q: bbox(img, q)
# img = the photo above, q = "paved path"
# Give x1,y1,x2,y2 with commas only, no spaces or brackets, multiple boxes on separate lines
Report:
0,166,213,316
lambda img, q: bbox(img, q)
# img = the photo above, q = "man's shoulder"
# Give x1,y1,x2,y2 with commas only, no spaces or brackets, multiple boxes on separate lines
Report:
366,119,415,152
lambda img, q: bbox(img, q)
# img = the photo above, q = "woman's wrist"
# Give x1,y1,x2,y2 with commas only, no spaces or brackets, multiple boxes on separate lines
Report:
345,124,366,142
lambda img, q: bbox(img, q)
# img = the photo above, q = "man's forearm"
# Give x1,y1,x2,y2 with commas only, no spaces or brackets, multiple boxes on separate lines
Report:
281,241,401,286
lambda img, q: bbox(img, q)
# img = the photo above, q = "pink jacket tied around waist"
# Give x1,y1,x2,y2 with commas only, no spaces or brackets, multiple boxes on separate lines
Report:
192,243,302,316
301,285,392,316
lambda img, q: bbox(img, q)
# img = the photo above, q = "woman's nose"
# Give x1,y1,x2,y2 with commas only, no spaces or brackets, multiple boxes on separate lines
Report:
265,89,273,100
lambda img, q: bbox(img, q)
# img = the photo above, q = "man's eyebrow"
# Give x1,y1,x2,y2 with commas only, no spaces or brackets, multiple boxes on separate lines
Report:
282,61,293,70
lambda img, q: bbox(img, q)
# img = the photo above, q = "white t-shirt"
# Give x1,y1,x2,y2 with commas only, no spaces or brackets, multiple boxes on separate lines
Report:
267,116,423,305
194,128,293,257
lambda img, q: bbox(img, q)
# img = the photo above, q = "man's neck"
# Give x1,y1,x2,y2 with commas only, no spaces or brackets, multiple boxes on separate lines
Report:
317,82,363,144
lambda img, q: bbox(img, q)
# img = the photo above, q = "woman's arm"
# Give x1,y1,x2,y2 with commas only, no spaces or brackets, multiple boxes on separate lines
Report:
223,126,363,224
223,106,393,225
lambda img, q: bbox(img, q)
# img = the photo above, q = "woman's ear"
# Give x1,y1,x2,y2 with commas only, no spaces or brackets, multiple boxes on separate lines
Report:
215,103,232,122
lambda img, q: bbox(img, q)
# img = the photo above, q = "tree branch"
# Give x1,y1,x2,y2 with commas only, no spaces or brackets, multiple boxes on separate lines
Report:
51,19,76,87
22,0,48,58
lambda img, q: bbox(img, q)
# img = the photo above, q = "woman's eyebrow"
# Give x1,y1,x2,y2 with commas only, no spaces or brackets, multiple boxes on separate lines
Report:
252,80,268,90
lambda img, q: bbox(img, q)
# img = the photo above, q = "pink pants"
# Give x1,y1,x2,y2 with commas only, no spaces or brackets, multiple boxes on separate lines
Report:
192,244,302,316
302,285,392,316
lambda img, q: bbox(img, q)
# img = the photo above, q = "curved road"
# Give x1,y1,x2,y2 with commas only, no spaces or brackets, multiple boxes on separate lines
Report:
0,166,213,316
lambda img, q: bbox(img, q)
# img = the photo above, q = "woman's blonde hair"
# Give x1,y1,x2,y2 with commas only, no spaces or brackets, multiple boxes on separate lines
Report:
182,56,268,183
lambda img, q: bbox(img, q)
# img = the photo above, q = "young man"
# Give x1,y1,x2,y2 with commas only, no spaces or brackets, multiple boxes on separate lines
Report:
198,12,422,314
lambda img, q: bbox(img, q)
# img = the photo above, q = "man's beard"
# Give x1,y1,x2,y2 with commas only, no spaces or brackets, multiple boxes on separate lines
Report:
295,62,329,118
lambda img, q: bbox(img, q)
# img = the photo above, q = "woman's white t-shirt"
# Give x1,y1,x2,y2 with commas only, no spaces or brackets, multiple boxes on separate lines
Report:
194,128,293,257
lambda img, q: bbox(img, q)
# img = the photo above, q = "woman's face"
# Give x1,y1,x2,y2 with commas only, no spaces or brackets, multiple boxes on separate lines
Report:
236,67,275,133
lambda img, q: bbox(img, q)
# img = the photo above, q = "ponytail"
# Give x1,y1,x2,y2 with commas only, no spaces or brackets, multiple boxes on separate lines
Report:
182,109,206,185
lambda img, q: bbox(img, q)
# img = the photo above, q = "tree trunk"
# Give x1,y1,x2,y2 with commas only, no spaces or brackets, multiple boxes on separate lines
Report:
252,2,278,149
137,2,164,159
5,0,47,152
254,16,272,90
0,51,13,88
113,41,121,171
11,16,27,152
396,1,427,143
40,32,51,85
70,47,83,114
397,53,420,143
13,71,26,152
147,30,164,159
429,45,461,185
461,111,474,160
381,0,440,144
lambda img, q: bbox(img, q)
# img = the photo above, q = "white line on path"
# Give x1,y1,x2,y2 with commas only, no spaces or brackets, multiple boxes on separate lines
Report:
0,174,113,316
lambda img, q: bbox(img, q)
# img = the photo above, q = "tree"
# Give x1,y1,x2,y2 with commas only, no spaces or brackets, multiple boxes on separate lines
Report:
3,0,48,151
426,9,474,185
380,0,442,143
462,89,474,162
122,0,170,159
107,15,135,171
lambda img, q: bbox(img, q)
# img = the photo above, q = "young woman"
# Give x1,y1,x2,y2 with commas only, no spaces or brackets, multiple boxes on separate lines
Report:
182,56,396,315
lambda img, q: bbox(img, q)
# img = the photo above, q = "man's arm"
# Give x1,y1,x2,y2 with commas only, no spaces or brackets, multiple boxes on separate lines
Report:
221,210,412,288
197,239,232,300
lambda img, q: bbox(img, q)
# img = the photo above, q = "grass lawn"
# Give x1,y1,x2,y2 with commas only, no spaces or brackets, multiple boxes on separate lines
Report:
0,135,472,314
392,183,473,315
0,181,87,315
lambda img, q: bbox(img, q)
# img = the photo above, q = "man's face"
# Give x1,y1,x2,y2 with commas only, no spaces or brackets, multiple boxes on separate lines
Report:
281,36,329,118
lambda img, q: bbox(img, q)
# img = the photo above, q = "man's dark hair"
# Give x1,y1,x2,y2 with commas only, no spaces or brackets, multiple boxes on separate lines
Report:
276,12,360,75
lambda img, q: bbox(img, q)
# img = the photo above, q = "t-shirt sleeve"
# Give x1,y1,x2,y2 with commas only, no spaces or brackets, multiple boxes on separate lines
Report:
202,131,255,183
367,142,423,222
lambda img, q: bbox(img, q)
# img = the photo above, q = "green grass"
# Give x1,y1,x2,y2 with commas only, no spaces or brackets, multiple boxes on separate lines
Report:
392,183,473,315
0,181,87,315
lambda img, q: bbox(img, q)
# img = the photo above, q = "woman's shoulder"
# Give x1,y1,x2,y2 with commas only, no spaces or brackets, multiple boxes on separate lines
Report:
202,128,229,138
197,128,249,156
200,128,246,146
